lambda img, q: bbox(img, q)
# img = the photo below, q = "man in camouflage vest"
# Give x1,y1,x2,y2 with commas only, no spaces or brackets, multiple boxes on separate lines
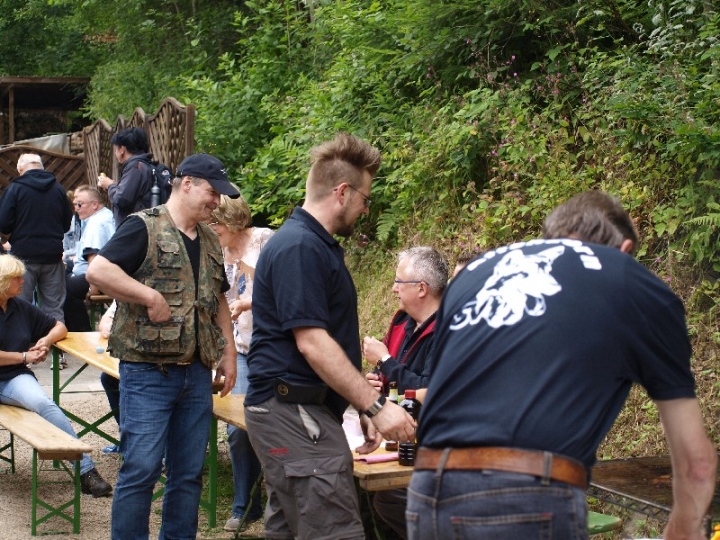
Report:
87,153,238,539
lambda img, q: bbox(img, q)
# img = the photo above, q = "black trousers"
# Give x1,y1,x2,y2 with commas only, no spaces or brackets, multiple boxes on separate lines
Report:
63,273,91,331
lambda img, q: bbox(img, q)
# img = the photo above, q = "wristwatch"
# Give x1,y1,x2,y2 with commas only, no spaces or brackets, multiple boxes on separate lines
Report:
362,394,387,418
376,353,392,369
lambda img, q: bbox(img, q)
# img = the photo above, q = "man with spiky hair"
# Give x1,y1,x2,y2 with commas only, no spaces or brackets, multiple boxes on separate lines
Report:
245,132,416,540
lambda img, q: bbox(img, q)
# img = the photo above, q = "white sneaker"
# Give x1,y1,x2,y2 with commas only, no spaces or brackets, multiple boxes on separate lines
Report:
223,517,247,532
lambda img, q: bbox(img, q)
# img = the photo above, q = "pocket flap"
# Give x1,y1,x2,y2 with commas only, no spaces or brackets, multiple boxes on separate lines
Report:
158,240,181,254
146,278,184,294
283,455,348,478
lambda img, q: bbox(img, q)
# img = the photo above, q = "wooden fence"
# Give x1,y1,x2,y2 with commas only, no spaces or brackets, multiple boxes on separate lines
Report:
84,97,195,186
0,146,85,196
0,97,194,196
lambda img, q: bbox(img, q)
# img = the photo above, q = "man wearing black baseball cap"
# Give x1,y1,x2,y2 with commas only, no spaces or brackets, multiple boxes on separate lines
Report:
175,153,241,198
86,152,238,539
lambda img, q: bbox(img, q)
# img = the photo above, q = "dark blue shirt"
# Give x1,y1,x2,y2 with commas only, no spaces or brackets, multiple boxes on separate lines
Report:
418,239,695,468
246,207,362,420
0,298,56,381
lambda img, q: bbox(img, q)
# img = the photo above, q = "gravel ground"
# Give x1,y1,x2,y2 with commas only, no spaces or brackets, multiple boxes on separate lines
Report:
0,389,264,539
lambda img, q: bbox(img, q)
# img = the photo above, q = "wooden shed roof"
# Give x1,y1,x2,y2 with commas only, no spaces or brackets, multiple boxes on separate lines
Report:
0,76,89,110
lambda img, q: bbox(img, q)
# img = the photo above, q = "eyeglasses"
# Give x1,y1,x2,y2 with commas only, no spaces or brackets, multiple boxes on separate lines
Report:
207,221,220,227
335,184,371,208
394,279,424,285
73,202,85,208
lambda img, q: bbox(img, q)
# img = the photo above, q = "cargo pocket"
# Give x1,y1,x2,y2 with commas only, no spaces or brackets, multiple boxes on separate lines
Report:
283,455,361,533
136,316,186,355
208,251,225,283
157,240,183,269
146,278,184,307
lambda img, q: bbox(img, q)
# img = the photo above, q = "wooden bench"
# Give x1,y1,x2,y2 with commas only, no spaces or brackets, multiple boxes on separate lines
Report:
0,404,92,535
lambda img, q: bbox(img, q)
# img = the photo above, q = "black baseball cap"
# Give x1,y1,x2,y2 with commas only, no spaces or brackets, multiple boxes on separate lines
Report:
176,153,240,198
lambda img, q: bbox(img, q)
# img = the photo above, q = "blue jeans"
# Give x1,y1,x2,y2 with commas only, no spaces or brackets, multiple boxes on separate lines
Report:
227,353,263,520
407,469,588,540
111,360,212,540
0,374,94,474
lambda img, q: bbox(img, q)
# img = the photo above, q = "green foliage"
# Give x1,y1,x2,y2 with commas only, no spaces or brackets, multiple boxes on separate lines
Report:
5,0,720,271
0,0,107,76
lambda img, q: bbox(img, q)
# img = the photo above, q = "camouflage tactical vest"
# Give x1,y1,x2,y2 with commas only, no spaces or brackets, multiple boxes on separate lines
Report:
108,205,227,368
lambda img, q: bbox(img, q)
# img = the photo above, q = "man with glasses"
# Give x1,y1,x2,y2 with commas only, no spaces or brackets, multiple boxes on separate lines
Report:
362,246,448,540
0,153,73,321
245,132,416,540
363,246,448,395
63,185,115,331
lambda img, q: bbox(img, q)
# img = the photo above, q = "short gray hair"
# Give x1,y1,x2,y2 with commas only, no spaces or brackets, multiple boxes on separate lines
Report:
17,153,43,171
398,246,449,296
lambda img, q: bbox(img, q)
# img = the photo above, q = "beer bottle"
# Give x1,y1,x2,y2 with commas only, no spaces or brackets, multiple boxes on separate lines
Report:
398,389,421,466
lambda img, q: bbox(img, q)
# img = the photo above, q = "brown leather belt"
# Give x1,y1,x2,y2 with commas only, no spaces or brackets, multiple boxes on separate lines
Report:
414,447,588,490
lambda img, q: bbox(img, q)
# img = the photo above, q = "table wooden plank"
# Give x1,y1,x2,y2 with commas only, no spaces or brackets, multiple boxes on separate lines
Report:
352,456,413,491
55,331,118,378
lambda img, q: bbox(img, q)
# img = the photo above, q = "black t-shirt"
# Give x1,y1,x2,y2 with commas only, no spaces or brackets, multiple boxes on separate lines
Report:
0,298,56,381
245,207,362,420
417,239,695,468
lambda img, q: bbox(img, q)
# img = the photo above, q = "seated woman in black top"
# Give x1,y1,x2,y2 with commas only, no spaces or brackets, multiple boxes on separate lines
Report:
0,254,112,497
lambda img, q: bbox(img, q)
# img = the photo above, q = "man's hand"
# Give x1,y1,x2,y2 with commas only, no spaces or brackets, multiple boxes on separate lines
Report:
146,290,171,322
356,414,382,454
362,336,389,366
97,173,116,190
370,401,416,443
215,346,237,397
365,371,384,393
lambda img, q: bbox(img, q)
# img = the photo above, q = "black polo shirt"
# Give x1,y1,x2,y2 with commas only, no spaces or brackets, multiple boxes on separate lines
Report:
246,207,362,420
0,298,56,381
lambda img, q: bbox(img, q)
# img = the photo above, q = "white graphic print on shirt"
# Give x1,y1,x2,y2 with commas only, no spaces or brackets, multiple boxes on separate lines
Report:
450,240,602,331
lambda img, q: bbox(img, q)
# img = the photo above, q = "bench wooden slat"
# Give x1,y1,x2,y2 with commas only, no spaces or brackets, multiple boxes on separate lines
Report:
0,404,91,460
